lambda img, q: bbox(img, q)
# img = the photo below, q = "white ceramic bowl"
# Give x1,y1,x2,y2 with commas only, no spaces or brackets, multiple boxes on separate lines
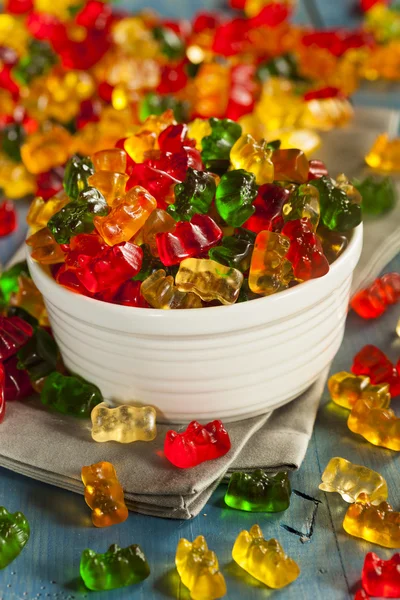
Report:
27,224,363,423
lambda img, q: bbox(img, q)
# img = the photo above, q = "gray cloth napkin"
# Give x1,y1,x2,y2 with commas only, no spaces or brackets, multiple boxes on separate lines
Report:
1,106,399,519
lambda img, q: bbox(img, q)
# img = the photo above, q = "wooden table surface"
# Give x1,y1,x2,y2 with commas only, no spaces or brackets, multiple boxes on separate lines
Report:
1,2,400,599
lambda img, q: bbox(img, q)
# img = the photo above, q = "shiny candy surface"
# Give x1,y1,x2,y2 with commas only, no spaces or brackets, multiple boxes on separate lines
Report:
249,230,291,295
232,524,300,589
91,403,157,443
225,470,291,512
140,269,202,309
319,457,388,504
175,258,244,305
80,543,150,591
164,420,231,468
175,536,227,600
343,493,400,548
81,461,128,528
362,552,400,597
347,397,400,451
0,507,30,569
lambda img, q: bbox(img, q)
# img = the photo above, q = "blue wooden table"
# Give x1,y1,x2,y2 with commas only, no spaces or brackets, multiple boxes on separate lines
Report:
1,2,400,599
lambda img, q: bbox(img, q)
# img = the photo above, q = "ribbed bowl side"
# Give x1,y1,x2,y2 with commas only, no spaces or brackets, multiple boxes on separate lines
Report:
43,272,352,423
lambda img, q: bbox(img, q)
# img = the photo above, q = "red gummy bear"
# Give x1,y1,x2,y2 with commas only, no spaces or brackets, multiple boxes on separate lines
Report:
145,147,202,182
164,420,231,468
362,552,400,597
243,184,290,234
158,124,192,153
354,590,369,600
156,214,222,266
350,273,400,319
352,345,400,397
61,233,143,295
127,164,179,210
308,159,328,181
76,242,143,295
0,364,5,423
0,201,17,237
3,355,33,401
281,218,329,281
0,316,33,361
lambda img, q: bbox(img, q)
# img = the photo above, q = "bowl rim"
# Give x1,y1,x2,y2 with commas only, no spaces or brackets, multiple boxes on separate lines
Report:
27,223,363,321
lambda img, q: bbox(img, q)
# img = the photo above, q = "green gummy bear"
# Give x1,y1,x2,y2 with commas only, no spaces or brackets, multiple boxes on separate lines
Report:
63,154,95,201
167,168,216,221
139,92,188,123
152,26,184,60
133,244,164,282
48,186,108,244
256,52,304,82
201,118,242,172
0,507,30,569
310,176,362,232
1,124,25,163
353,175,396,216
215,169,258,227
12,40,57,85
0,261,30,306
41,372,102,418
17,327,58,383
209,228,255,272
225,470,291,512
80,543,150,591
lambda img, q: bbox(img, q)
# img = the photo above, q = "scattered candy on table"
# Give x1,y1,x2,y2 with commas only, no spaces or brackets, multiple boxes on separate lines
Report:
352,345,400,397
175,536,227,600
350,273,400,319
0,506,30,569
0,0,399,595
353,175,396,215
365,134,400,172
347,396,400,451
343,493,400,548
319,457,388,504
164,420,231,468
91,403,157,443
41,371,103,418
362,551,400,597
232,524,300,588
328,371,391,410
80,543,150,591
81,461,128,527
225,470,291,512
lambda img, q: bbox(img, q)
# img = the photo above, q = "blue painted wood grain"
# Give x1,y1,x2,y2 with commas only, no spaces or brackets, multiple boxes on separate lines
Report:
1,1,400,599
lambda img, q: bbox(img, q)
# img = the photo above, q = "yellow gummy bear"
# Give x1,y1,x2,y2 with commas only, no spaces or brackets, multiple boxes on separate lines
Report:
230,134,274,185
175,258,244,305
319,457,388,505
232,524,300,589
0,15,28,55
91,403,157,443
21,126,73,175
347,397,400,451
175,536,227,600
365,133,400,172
328,371,391,410
94,185,157,244
187,119,212,151
343,493,400,548
141,270,202,310
27,192,70,232
0,153,36,199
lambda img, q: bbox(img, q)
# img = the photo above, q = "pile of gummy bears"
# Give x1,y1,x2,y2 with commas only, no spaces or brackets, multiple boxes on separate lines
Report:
25,117,363,308
0,0,400,212
0,0,400,598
